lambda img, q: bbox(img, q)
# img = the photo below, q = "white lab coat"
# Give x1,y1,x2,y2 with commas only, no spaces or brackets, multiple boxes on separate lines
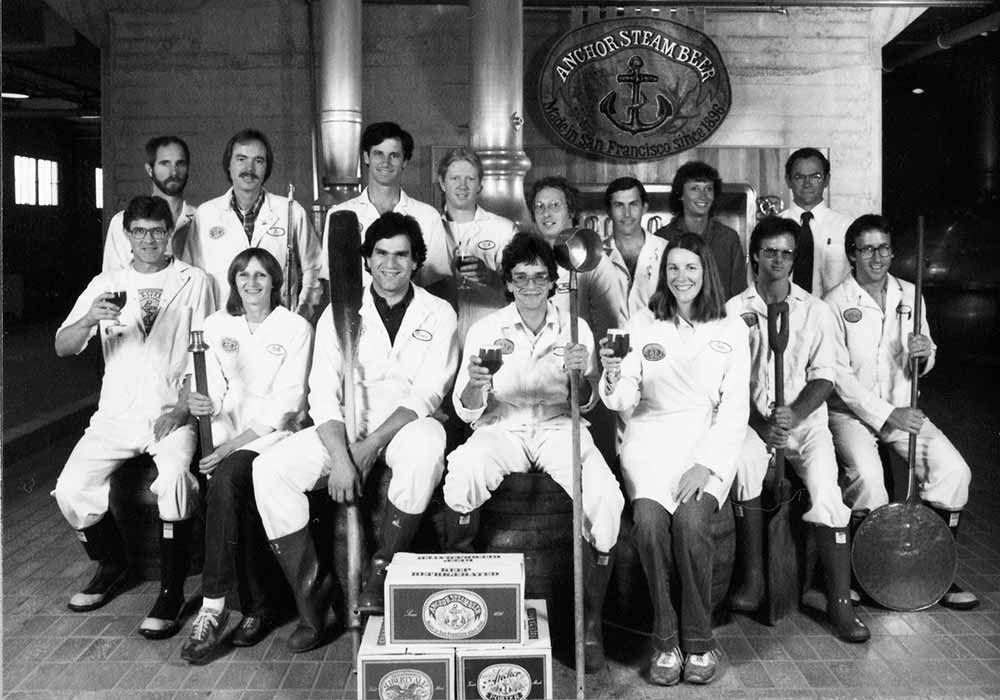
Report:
602,233,667,324
102,202,196,272
601,314,749,514
184,189,322,311
200,306,313,455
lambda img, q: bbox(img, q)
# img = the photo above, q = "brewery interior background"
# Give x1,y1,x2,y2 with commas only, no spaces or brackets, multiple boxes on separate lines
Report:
2,1,999,698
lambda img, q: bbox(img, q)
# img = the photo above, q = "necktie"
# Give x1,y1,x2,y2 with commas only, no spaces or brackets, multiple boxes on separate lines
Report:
795,211,815,293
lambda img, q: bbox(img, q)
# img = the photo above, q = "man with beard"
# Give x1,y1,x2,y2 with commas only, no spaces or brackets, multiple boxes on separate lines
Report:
102,136,196,270
185,129,322,318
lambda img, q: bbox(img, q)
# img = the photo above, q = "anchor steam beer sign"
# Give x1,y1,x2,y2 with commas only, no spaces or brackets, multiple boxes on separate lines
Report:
539,17,731,160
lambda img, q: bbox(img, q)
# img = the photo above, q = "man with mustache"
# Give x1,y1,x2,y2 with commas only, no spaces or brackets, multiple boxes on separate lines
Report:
185,129,323,318
102,136,196,270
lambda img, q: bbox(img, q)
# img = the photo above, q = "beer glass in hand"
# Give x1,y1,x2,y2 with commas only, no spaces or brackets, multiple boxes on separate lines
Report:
455,254,479,289
108,288,127,327
478,347,503,390
605,329,630,359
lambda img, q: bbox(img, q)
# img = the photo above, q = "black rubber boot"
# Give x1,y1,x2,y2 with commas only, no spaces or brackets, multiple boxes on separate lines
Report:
443,506,480,554
270,528,334,653
68,512,130,612
582,542,615,674
729,498,765,613
814,525,869,643
357,504,424,615
927,505,979,610
139,519,192,639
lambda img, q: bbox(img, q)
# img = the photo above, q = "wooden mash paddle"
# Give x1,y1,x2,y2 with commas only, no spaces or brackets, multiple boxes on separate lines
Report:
553,226,603,700
765,301,797,625
327,210,366,658
851,217,956,610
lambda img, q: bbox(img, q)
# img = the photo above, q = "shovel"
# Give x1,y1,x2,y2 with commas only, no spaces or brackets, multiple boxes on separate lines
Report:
765,300,797,625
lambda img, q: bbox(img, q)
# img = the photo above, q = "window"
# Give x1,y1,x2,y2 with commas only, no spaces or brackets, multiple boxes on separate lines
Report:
13,155,59,206
95,167,103,208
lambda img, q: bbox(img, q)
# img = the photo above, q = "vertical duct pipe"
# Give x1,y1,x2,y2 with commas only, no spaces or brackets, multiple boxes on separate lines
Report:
316,0,362,206
470,0,532,226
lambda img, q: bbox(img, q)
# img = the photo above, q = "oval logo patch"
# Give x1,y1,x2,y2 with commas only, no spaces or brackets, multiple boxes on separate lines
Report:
843,308,863,323
208,226,226,240
220,337,239,353
266,226,285,237
411,329,432,342
378,669,433,700
494,338,515,355
422,589,488,640
266,343,286,357
555,282,570,294
642,343,666,361
709,340,732,354
741,312,757,328
477,663,532,700
478,240,497,250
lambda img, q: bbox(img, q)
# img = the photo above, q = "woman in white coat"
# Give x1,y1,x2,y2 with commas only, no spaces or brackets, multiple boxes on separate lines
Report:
180,248,313,664
600,233,749,687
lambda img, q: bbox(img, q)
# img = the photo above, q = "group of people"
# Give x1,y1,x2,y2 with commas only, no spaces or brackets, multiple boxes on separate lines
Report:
53,122,975,687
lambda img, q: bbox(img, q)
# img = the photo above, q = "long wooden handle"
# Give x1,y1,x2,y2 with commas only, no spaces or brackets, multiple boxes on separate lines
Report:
906,217,925,498
192,351,214,456
569,269,585,700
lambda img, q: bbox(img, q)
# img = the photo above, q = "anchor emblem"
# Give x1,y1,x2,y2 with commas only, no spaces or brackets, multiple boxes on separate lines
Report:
599,55,672,135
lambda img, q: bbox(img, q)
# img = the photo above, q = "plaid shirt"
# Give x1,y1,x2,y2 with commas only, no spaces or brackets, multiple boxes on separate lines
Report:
229,189,266,244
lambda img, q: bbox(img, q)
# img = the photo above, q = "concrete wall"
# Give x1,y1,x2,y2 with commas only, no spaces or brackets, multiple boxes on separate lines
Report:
103,2,895,234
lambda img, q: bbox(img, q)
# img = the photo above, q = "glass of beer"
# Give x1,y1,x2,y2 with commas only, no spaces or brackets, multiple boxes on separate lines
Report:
606,329,630,359
108,288,127,327
478,347,503,388
455,254,479,289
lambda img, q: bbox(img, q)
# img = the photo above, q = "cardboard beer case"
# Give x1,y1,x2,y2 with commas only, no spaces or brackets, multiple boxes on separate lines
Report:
456,600,553,700
357,616,455,700
385,553,525,646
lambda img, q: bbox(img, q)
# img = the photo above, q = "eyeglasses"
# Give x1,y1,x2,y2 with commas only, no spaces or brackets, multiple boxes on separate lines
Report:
533,200,565,214
510,272,552,288
856,244,893,259
792,173,825,184
128,227,169,241
760,248,795,261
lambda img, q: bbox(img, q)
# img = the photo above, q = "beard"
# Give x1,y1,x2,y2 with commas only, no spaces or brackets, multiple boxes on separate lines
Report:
151,172,187,196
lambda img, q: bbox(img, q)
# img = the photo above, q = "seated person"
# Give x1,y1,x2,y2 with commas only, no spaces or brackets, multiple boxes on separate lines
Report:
53,195,212,639
252,212,459,652
442,232,625,674
600,233,749,686
824,214,975,609
725,217,869,643
181,248,314,663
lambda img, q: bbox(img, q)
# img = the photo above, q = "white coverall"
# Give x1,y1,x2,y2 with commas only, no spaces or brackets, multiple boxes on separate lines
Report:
102,202,197,272
552,255,627,347
824,274,970,511
443,301,625,553
600,314,750,513
53,259,213,529
184,189,322,312
446,206,517,342
725,283,851,528
779,201,853,297
254,285,459,538
199,305,313,454
320,188,451,289
603,233,667,324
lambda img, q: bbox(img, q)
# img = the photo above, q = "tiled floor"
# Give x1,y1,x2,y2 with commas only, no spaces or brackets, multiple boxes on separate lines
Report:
3,352,999,698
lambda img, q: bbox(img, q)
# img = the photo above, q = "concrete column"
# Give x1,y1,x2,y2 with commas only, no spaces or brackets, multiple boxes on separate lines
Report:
316,0,362,205
470,0,532,226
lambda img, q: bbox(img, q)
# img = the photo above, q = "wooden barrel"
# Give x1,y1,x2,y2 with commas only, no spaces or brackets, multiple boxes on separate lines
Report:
108,455,205,580
607,499,735,629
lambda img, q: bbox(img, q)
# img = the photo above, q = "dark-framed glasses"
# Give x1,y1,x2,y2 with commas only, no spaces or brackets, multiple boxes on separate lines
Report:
128,226,169,241
510,272,552,288
760,248,795,261
856,244,893,259
792,172,825,184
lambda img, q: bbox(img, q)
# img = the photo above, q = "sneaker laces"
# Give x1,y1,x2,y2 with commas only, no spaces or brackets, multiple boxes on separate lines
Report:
687,649,718,667
190,609,221,641
240,615,258,630
653,647,682,669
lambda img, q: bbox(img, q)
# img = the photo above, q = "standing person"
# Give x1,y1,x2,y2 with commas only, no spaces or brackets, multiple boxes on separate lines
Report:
725,217,869,644
180,248,314,664
442,232,625,674
184,128,322,318
653,161,747,300
528,176,626,345
437,147,517,340
321,122,451,297
779,147,852,297
603,177,666,323
600,233,749,686
253,213,458,652
53,195,212,639
103,136,196,270
825,214,976,609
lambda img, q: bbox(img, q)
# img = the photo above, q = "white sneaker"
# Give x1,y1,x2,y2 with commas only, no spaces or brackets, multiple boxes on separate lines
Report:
684,649,721,685
649,647,682,686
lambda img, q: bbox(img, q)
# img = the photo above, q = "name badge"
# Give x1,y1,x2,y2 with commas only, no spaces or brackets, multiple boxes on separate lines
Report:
642,343,666,361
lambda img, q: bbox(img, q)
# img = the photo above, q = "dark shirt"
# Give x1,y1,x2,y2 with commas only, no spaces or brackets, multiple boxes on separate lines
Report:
654,217,749,300
372,283,414,345
229,189,266,244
